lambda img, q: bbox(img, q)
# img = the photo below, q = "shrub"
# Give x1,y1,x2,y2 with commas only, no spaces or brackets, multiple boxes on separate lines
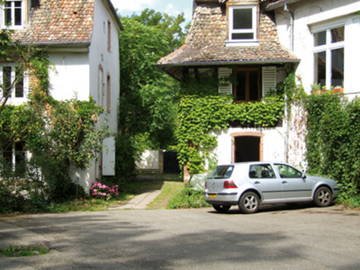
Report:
168,186,209,209
90,181,119,200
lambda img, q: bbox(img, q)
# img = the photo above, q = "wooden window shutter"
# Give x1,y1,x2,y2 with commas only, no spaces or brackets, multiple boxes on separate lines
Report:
262,66,277,97
218,67,233,95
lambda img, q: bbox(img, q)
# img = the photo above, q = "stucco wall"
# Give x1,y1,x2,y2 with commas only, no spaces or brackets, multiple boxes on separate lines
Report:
275,0,360,95
89,0,120,134
213,126,287,165
48,53,90,101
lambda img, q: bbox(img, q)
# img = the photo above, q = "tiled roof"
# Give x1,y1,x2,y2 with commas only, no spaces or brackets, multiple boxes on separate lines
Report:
12,0,121,46
158,2,297,67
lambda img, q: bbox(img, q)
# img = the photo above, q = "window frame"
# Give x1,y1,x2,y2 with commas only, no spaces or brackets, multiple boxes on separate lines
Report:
228,5,257,42
234,67,261,102
274,163,303,179
313,24,345,89
1,0,25,29
0,64,27,101
249,164,276,179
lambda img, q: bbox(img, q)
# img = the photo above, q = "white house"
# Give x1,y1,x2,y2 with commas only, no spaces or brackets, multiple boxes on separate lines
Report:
267,0,360,97
0,0,121,189
158,0,360,172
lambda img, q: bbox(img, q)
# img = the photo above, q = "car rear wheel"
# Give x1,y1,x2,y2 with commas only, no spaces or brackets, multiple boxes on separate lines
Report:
212,204,231,213
239,192,260,214
314,186,332,207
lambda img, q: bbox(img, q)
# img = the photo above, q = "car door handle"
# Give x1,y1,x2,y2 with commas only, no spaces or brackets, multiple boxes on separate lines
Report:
254,181,260,184
282,181,288,184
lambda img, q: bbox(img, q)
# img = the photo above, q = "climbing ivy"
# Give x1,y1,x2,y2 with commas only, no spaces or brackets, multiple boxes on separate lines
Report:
0,30,108,201
305,93,360,196
174,95,285,174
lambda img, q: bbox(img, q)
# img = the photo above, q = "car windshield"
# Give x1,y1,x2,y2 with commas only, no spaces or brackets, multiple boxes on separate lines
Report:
211,165,234,179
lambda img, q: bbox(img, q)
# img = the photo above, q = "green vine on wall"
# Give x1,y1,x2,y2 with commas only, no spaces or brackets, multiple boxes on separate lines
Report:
174,95,285,174
305,93,360,196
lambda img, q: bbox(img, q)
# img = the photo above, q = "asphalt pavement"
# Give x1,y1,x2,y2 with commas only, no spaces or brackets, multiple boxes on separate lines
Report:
0,205,359,270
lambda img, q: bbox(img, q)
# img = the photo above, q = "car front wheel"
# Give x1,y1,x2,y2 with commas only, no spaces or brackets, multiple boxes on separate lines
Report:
314,186,333,207
239,192,260,214
212,204,231,213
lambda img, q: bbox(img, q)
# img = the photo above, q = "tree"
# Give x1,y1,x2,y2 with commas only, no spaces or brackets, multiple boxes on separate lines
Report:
0,29,48,111
117,10,187,179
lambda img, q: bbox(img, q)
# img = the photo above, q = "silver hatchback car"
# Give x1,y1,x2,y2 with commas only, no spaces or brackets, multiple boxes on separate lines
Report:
205,162,339,214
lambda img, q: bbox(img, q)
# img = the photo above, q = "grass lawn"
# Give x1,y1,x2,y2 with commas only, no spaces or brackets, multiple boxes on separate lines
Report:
147,181,184,209
46,175,182,213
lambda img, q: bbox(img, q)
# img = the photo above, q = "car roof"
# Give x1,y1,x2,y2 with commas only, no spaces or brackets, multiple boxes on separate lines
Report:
217,161,287,166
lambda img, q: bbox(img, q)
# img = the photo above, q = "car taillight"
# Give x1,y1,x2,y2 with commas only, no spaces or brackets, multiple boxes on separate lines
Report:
224,180,238,189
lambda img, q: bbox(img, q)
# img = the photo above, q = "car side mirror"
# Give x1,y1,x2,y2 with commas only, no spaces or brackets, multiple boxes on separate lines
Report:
302,173,307,180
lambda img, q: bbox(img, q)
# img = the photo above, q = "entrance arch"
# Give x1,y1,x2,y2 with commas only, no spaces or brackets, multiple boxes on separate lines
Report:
231,132,263,163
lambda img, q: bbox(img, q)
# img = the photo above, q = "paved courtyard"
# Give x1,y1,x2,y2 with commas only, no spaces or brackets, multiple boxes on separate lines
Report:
0,205,359,270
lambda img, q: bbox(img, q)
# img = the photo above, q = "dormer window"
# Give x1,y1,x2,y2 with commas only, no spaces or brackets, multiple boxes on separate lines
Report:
1,0,24,28
229,6,257,42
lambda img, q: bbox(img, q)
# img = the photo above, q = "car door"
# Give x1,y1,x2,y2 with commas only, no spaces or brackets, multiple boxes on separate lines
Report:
248,164,283,202
273,163,313,200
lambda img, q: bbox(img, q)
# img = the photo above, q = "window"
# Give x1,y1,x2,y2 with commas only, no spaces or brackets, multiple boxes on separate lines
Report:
212,165,234,179
229,6,257,41
249,164,275,179
106,74,111,113
314,26,344,89
1,0,23,27
107,20,111,52
274,164,302,178
1,141,26,176
234,68,260,101
1,65,25,99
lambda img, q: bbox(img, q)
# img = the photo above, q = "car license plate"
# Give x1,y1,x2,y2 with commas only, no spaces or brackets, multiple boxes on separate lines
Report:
208,194,217,198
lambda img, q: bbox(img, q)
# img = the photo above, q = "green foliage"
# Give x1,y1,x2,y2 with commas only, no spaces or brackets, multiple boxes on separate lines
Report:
118,11,186,179
175,95,284,174
0,29,50,108
0,246,49,257
167,186,209,209
337,194,360,208
130,8,187,50
305,94,360,196
0,99,107,201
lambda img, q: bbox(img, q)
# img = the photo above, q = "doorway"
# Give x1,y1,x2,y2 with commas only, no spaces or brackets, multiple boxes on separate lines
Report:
234,136,261,162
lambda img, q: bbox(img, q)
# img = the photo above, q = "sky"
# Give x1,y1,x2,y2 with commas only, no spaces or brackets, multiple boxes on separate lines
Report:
110,0,194,23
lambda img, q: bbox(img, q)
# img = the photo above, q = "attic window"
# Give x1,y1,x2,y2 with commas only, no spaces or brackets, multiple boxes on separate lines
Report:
2,0,23,27
229,6,257,42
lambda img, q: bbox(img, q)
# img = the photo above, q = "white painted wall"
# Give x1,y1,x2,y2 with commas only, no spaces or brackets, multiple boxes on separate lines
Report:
275,0,360,95
136,150,163,172
89,0,120,134
87,0,120,179
48,53,90,101
212,127,287,165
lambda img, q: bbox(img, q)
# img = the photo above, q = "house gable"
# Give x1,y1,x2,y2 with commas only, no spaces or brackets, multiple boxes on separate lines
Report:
158,0,297,79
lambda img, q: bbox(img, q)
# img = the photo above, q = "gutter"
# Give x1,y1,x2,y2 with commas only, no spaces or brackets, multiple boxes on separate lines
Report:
157,58,300,67
265,0,301,11
19,41,91,53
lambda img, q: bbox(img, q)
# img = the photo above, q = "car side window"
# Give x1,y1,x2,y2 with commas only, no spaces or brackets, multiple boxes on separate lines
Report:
249,164,276,179
274,164,302,178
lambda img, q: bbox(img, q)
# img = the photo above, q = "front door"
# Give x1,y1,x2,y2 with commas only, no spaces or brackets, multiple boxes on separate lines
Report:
273,163,313,200
234,136,260,162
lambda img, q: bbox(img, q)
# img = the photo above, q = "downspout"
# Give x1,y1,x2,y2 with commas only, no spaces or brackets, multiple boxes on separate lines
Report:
284,2,295,51
283,2,295,163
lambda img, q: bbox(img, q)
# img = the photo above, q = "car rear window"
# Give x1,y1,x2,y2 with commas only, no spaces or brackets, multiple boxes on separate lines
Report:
211,165,234,179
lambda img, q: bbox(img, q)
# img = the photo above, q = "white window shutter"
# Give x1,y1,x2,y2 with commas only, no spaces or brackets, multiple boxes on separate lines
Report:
102,136,116,176
262,66,277,97
218,67,233,95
